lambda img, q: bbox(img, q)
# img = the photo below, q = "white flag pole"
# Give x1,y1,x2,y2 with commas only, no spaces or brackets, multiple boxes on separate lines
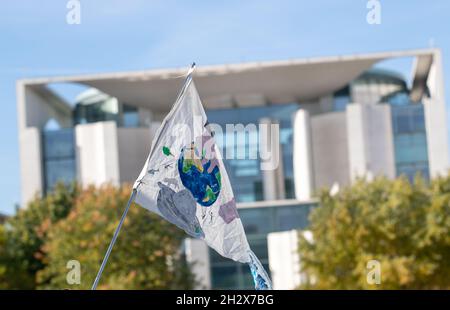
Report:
91,188,137,290
91,63,196,290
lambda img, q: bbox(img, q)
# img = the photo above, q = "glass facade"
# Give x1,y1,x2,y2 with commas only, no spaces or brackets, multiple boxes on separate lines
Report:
384,92,429,181
73,88,140,128
206,103,298,203
74,100,139,127
351,69,407,105
42,128,76,192
328,71,431,182
209,202,316,289
122,104,140,128
73,97,120,125
333,85,351,111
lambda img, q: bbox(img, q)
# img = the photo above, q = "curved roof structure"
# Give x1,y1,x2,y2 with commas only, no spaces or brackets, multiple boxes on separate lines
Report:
19,48,437,112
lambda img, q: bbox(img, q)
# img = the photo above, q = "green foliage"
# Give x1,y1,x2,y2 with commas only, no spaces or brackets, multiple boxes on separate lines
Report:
0,224,7,288
0,183,194,289
299,175,450,289
0,182,77,289
37,184,193,289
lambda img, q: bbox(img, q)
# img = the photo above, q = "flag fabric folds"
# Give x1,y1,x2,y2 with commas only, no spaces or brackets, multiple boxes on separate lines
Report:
132,73,272,290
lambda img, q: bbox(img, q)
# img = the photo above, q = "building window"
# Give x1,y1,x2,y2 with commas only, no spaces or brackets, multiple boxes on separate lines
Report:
73,97,120,125
122,104,140,127
73,89,141,128
42,128,76,192
333,86,350,111
206,103,298,203
388,94,429,182
209,203,316,289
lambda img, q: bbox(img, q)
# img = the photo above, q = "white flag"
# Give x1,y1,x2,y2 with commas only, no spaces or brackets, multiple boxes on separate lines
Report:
133,72,272,290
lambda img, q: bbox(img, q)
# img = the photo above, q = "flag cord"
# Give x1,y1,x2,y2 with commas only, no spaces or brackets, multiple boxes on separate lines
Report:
91,188,138,290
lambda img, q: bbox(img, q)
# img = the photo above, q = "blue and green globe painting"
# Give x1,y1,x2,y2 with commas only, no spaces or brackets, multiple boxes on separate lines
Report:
177,143,221,207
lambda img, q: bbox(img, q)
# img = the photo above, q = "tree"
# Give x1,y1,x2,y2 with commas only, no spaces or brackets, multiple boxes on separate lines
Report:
36,184,194,289
0,183,194,289
0,182,77,289
0,223,7,289
298,175,450,289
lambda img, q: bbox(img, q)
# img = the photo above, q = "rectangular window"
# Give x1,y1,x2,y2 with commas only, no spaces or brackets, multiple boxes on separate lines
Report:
42,129,76,192
206,103,299,203
122,104,140,127
209,203,316,289
391,104,429,181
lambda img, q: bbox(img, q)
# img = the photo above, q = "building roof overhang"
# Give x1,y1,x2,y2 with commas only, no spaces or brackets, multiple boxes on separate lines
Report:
19,48,438,112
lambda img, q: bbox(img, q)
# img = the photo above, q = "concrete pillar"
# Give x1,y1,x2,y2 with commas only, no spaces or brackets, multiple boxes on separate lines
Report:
423,50,449,177
117,127,152,183
268,230,300,290
75,121,120,187
19,127,44,205
138,107,152,127
260,118,285,200
185,238,211,289
346,103,395,181
268,230,314,289
292,109,314,201
310,111,350,191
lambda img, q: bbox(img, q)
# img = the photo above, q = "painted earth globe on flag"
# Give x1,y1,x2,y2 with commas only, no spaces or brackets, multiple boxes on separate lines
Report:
177,142,221,207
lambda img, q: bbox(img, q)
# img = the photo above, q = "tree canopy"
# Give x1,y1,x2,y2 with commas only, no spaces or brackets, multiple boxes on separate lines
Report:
0,183,194,289
299,175,450,289
0,183,77,289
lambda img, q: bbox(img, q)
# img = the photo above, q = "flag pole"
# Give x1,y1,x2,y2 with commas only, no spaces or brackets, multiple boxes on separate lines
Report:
90,62,195,290
91,188,137,290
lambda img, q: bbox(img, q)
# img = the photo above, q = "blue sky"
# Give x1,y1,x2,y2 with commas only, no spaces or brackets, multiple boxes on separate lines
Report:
1,0,449,214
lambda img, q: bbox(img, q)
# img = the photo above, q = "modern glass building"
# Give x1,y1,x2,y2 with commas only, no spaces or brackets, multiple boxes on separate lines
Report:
73,88,140,128
204,69,432,288
210,201,315,289
207,103,298,203
40,88,144,194
42,128,76,192
385,91,430,181
17,49,449,289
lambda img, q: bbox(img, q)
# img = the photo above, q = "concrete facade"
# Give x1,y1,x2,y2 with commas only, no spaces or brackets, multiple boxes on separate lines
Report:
297,102,396,196
311,111,350,190
16,49,449,288
293,109,314,200
267,230,301,290
423,50,449,177
17,48,448,205
75,122,121,187
346,103,396,182
185,238,212,289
